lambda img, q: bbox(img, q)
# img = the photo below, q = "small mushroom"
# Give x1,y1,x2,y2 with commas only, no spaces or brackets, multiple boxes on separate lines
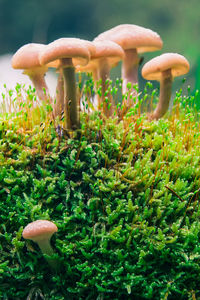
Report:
12,43,52,104
77,40,124,116
141,53,190,120
22,220,58,270
94,24,163,107
39,38,95,130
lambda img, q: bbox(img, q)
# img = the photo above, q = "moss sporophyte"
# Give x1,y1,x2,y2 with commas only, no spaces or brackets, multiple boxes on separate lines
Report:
1,23,200,299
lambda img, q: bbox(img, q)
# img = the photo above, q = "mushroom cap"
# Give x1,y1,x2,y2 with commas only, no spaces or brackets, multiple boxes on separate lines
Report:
77,40,124,72
94,24,163,54
91,40,124,59
22,220,58,242
82,40,96,57
12,43,49,73
92,40,124,64
39,38,92,68
141,53,190,81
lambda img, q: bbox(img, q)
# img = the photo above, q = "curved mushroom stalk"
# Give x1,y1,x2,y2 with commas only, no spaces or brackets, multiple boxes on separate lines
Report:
26,69,52,104
150,69,172,120
36,236,58,270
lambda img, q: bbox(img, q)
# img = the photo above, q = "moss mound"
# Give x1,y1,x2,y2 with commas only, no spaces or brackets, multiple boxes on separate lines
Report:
0,89,200,299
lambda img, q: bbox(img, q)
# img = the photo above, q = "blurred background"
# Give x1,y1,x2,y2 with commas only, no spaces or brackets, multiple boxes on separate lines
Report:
0,0,199,99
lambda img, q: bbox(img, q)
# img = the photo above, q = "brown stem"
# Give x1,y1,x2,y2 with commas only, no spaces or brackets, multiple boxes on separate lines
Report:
54,71,64,117
151,69,172,120
62,58,79,130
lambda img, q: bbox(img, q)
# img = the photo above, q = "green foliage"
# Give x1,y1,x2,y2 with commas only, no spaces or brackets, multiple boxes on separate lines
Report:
1,86,200,299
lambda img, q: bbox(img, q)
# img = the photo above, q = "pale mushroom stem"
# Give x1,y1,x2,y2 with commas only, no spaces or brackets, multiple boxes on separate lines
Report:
98,58,114,117
122,48,140,105
29,72,52,104
92,68,99,83
61,58,79,130
151,69,172,120
91,67,100,110
54,71,64,117
37,238,58,270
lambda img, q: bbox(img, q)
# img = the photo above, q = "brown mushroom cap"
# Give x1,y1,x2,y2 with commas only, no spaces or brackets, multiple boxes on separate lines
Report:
39,38,92,68
12,43,46,70
142,53,190,81
94,24,163,54
77,40,124,72
92,40,124,62
92,40,124,71
82,40,96,57
12,43,49,74
22,220,58,242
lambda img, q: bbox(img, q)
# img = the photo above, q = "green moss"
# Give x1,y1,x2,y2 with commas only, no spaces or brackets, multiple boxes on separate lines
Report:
0,84,200,299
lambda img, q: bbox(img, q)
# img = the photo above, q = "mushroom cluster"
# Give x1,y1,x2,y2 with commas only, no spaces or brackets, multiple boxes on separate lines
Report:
12,23,190,129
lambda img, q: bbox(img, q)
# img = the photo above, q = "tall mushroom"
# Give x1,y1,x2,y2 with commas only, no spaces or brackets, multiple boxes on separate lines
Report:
94,24,163,106
22,220,58,270
12,43,52,104
141,53,190,120
77,40,124,116
53,40,96,119
39,38,94,130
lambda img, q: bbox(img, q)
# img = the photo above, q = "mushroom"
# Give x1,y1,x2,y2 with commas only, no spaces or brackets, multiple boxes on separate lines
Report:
39,38,95,130
141,53,190,120
12,43,52,104
94,24,163,106
53,40,96,119
22,220,58,270
77,40,124,116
